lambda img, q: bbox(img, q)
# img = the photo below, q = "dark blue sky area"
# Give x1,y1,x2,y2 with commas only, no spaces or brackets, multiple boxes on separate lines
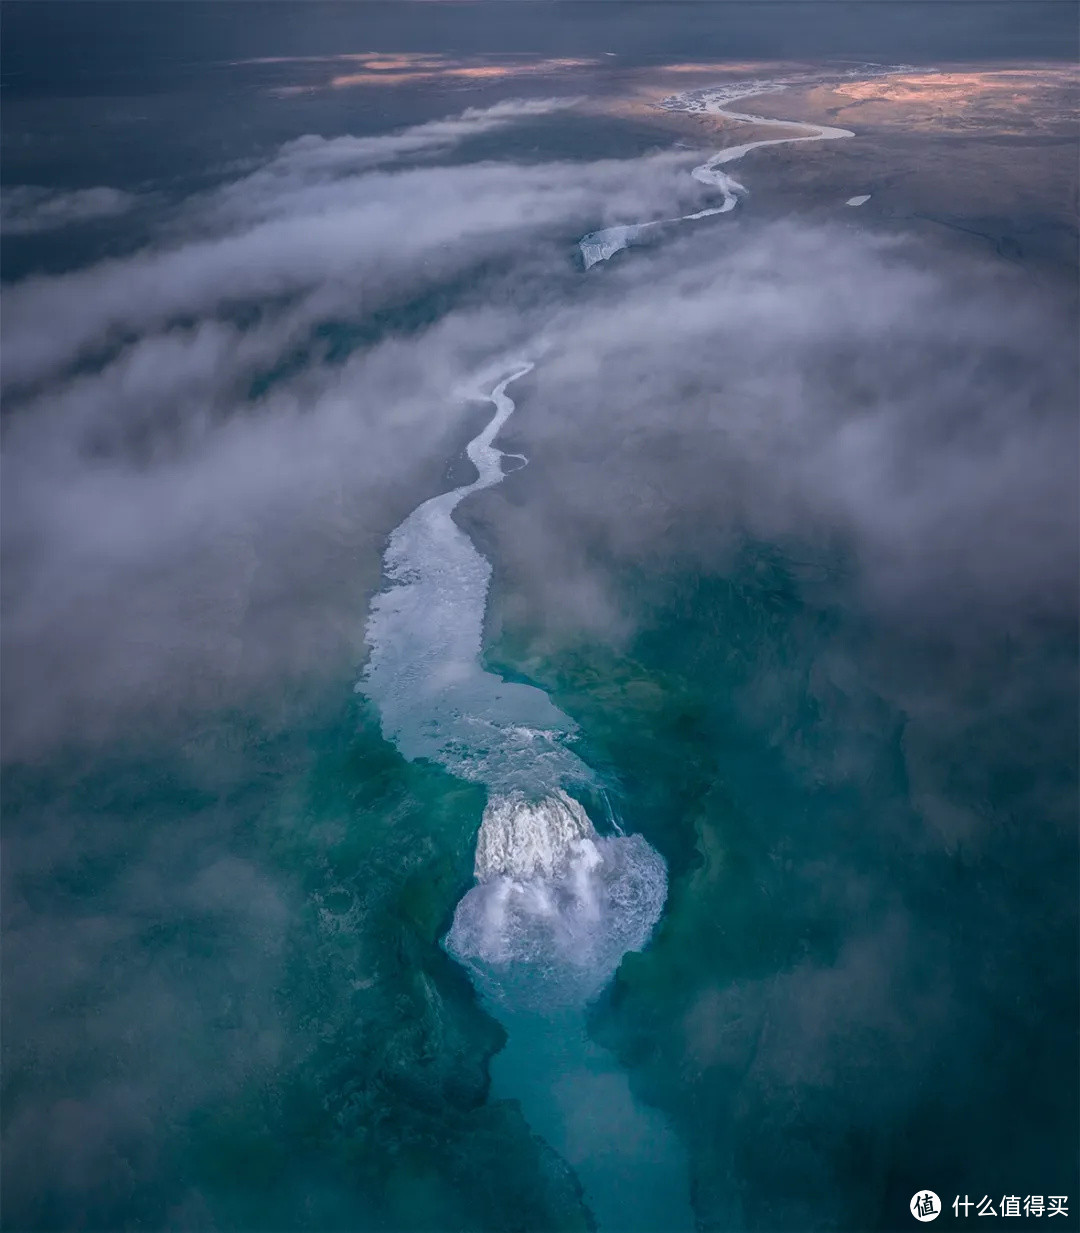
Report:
3,1,1078,97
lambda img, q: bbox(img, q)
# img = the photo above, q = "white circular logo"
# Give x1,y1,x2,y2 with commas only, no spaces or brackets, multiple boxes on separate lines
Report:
910,1191,941,1222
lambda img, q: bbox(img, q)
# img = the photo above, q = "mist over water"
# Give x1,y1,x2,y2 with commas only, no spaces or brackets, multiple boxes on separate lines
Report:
2,4,1077,1231
580,66,893,268
362,365,689,1228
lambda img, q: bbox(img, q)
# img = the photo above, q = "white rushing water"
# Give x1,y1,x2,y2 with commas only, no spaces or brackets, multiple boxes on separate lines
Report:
362,364,685,1230
450,789,667,1009
579,68,896,268
362,366,667,1006
363,364,583,794
363,66,908,1224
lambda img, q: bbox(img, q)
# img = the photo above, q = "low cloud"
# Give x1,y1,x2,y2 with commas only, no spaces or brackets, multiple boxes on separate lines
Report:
2,95,1075,761
472,220,1077,642
2,100,689,392
1,185,138,235
2,76,1076,1233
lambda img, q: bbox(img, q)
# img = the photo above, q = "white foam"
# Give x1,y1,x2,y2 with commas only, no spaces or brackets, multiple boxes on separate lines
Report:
846,193,872,206
474,790,595,880
446,789,667,1009
579,222,655,270
362,364,590,793
362,367,668,1010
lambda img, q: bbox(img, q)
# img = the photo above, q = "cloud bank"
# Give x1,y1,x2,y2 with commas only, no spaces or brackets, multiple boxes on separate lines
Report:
3,96,1075,763
2,81,1076,1232
1,185,139,236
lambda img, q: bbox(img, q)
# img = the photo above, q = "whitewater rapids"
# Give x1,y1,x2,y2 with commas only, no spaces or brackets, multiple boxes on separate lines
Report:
449,790,666,1008
361,366,667,1009
361,65,910,1229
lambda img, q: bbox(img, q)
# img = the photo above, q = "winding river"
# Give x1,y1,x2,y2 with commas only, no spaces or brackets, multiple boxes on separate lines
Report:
363,363,667,1012
362,364,686,1231
580,73,869,268
361,67,899,1230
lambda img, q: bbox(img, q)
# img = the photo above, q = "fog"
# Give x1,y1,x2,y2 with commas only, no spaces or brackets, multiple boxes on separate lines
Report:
3,95,1074,761
2,76,1076,1229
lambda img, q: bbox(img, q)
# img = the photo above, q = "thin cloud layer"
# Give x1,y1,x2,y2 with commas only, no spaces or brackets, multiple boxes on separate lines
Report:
225,51,603,96
2,58,1076,1233
2,100,690,392
498,222,1077,629
2,95,1075,766
1,185,139,235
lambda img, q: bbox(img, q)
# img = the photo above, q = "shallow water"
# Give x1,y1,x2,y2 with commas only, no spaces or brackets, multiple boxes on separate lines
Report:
490,1009,695,1233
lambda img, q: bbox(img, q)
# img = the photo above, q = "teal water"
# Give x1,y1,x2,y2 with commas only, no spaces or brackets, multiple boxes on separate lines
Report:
3,5,1077,1226
490,1010,694,1233
360,365,690,1230
6,536,1075,1230
2,691,589,1231
485,547,1080,1229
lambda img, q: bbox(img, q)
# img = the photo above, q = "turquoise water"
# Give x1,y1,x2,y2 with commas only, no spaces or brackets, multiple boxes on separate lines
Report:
3,5,1077,1227
359,366,689,1229
487,550,1080,1228
5,536,1075,1229
2,691,587,1230
490,1009,693,1233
